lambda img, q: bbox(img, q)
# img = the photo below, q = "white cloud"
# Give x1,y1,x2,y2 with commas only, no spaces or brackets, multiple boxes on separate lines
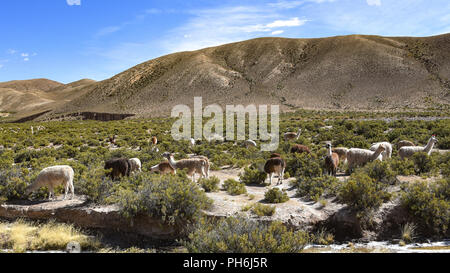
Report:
7,49,17,55
267,17,307,28
161,6,309,53
269,0,337,9
21,53,29,57
366,0,381,6
96,26,122,37
23,58,29,62
0,64,3,69
271,30,285,35
66,0,81,6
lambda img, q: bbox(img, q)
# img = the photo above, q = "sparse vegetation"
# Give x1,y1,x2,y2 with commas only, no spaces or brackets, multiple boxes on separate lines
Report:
264,187,290,204
183,216,311,253
251,203,276,217
239,167,267,185
199,176,220,192
338,172,391,213
296,176,340,202
222,179,247,196
401,178,449,236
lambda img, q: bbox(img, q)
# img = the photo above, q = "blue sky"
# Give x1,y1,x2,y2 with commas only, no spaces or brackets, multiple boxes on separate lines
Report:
1,0,449,83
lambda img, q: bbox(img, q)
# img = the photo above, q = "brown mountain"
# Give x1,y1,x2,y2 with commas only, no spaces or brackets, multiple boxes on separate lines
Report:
4,33,450,121
0,79,96,120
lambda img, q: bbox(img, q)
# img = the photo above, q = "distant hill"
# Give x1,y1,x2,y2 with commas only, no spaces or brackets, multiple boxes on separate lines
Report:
0,79,96,120
0,78,63,92
2,33,450,121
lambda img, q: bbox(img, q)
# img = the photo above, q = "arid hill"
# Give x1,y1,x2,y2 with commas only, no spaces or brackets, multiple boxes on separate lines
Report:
3,33,450,121
0,79,96,120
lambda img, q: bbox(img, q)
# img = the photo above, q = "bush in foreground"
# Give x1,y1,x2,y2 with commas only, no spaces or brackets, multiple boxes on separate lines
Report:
251,203,276,217
222,179,247,196
199,176,220,193
264,188,289,204
338,172,391,213
183,216,311,253
401,178,449,236
108,173,212,226
239,167,267,185
0,167,30,203
296,176,340,202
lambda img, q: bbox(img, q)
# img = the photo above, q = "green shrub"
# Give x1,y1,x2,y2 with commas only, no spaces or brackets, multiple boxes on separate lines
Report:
286,153,322,179
108,173,212,226
75,167,113,203
401,178,449,236
411,152,437,175
361,160,397,185
183,216,311,253
199,176,220,193
0,167,29,203
297,176,340,202
239,167,267,185
338,172,391,212
251,203,276,216
222,179,247,196
264,188,289,204
390,158,415,176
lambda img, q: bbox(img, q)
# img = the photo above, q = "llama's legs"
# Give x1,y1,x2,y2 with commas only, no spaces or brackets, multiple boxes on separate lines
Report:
70,182,75,199
49,188,54,201
64,183,69,200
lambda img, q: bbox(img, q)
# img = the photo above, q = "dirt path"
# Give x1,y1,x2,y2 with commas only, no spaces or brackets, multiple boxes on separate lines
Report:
204,168,345,229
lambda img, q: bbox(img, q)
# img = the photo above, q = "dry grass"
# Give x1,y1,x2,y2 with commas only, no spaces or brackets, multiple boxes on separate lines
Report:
0,220,101,252
401,223,417,243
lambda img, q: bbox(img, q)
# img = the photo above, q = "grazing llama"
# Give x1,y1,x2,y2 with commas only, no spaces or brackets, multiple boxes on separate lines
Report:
25,166,75,201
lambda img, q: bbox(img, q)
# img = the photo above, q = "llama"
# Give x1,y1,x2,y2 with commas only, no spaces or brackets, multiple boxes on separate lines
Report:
264,157,286,186
149,161,175,175
109,135,117,145
291,144,311,154
370,142,393,161
397,140,415,150
284,129,302,142
129,158,142,173
25,165,75,201
206,134,225,143
399,136,438,159
190,155,211,178
189,138,196,146
151,136,158,145
347,144,386,173
162,152,207,182
270,153,282,158
244,140,257,148
105,158,131,180
324,143,339,177
332,147,349,165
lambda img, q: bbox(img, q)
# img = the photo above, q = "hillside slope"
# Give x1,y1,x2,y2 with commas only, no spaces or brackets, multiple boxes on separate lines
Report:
0,79,96,120
54,34,450,117
4,33,450,120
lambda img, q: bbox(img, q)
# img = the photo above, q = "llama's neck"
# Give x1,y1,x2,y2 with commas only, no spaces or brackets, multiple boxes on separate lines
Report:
327,146,333,157
167,156,178,169
150,164,159,173
370,148,384,160
423,138,436,154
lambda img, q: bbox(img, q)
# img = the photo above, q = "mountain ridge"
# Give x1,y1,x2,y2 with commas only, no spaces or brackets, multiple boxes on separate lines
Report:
2,33,450,121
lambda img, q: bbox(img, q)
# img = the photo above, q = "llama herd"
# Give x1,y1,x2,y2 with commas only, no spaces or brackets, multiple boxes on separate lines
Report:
23,129,439,202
